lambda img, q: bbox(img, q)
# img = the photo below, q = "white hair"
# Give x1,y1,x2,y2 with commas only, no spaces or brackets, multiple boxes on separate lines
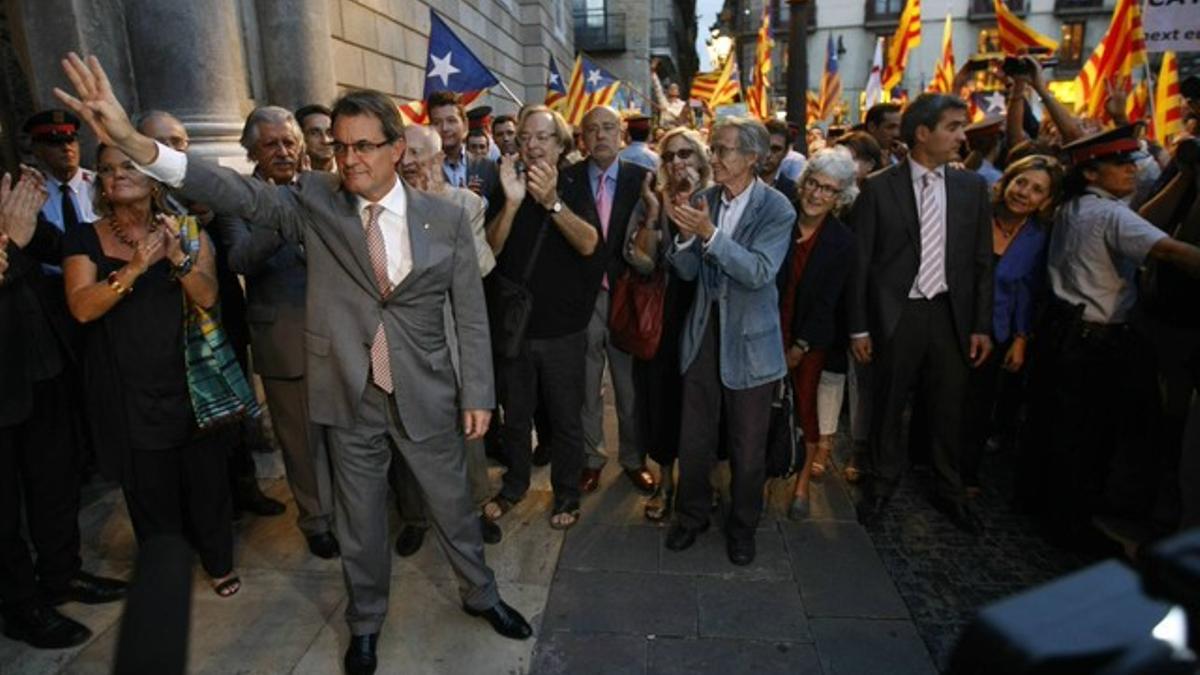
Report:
405,124,442,153
798,146,860,211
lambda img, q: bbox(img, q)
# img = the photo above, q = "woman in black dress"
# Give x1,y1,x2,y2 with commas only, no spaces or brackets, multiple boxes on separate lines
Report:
626,127,710,522
62,144,241,597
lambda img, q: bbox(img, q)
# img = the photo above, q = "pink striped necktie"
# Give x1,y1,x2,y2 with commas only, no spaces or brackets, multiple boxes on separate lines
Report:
364,204,393,393
596,175,611,289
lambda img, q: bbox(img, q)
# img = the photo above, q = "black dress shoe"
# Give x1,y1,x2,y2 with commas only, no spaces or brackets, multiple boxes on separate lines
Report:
623,466,657,495
727,537,756,566
580,468,602,494
343,632,378,675
41,571,127,606
855,496,890,528
464,600,532,640
480,516,503,545
932,498,985,535
234,487,286,517
2,604,92,649
531,444,551,467
306,532,340,559
665,521,709,552
394,525,428,558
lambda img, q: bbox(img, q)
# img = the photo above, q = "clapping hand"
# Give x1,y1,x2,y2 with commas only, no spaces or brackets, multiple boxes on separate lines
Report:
0,168,49,248
157,214,187,266
526,160,559,209
53,53,136,148
129,230,163,275
498,154,526,204
669,197,715,243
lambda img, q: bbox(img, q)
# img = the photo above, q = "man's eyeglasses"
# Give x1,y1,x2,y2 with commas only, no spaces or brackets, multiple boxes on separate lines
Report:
661,148,695,163
709,144,741,159
331,139,393,156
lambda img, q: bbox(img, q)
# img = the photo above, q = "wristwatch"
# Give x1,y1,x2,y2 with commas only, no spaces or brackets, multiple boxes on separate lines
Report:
547,200,563,214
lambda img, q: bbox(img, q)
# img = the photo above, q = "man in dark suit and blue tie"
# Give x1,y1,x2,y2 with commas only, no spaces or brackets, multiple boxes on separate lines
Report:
848,94,994,534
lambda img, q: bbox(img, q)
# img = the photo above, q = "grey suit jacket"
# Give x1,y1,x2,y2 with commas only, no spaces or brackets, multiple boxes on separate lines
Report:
180,156,494,442
212,211,307,379
846,161,994,358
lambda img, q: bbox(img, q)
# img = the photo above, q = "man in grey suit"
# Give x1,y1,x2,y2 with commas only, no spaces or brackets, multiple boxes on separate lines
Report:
848,94,994,535
216,106,338,559
55,54,531,675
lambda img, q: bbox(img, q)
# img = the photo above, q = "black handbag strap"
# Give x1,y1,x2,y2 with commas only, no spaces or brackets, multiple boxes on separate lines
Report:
519,214,553,285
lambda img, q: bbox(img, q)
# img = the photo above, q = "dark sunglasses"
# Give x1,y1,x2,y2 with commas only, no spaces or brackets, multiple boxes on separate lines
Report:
662,147,695,163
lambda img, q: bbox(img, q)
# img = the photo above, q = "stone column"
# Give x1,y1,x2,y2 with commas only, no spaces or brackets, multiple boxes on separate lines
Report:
11,0,138,162
124,0,248,163
255,0,337,111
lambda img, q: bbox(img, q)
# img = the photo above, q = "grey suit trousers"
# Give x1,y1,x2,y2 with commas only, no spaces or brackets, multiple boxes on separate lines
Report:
328,383,499,635
260,376,333,536
582,291,642,471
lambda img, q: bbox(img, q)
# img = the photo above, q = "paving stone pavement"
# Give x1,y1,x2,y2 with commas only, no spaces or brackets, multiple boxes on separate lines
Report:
530,458,938,675
2,394,1099,674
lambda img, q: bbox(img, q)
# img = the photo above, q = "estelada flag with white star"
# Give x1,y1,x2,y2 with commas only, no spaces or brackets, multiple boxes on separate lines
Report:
967,89,1007,122
545,54,568,111
399,9,500,124
563,54,621,126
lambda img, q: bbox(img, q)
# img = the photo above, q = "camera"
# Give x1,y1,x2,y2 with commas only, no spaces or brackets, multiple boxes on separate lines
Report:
1002,55,1059,78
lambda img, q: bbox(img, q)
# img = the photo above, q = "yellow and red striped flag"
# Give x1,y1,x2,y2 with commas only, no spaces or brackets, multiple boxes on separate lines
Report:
1155,50,1184,141
690,55,740,108
1126,79,1150,129
1075,0,1147,121
398,91,485,125
746,8,773,120
929,13,955,94
563,54,621,126
817,35,842,121
806,90,821,125
995,0,1058,55
881,0,921,92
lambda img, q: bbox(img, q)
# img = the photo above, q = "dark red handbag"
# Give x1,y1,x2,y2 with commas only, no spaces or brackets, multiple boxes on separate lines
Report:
608,267,667,360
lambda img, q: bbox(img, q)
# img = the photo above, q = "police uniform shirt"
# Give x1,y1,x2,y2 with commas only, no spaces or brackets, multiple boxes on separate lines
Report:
42,168,98,230
1047,186,1167,324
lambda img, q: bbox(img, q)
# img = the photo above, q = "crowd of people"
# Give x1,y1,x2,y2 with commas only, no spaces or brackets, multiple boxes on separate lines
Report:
1,51,1199,675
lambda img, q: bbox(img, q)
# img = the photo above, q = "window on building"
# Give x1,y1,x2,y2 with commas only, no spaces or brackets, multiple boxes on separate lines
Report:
1059,21,1085,69
977,27,1000,53
1055,0,1104,10
865,0,904,23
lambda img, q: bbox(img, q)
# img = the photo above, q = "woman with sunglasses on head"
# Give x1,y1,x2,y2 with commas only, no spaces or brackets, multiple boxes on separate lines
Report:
774,148,859,520
626,127,711,522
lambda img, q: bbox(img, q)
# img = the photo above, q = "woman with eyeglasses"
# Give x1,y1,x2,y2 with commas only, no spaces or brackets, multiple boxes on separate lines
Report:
775,148,859,520
626,127,710,522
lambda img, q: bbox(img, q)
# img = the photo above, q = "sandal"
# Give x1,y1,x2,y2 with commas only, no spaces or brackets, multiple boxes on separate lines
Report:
549,506,580,530
212,574,241,598
483,496,516,522
644,489,673,523
809,462,827,480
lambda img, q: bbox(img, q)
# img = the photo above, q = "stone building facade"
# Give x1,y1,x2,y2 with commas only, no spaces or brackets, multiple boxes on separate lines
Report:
0,0,575,164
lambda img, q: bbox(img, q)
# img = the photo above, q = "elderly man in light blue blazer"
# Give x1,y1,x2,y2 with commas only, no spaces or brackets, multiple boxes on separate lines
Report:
662,117,795,567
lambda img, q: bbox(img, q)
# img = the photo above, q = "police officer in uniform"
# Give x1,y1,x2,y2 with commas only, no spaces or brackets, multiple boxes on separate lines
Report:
1024,126,1200,550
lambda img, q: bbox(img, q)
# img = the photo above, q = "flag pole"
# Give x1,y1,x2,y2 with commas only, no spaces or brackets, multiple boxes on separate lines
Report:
494,79,526,108
1142,59,1156,133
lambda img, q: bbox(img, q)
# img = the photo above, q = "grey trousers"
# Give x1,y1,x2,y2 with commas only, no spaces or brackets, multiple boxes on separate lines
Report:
394,437,492,526
261,376,333,536
327,383,499,636
582,291,642,471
